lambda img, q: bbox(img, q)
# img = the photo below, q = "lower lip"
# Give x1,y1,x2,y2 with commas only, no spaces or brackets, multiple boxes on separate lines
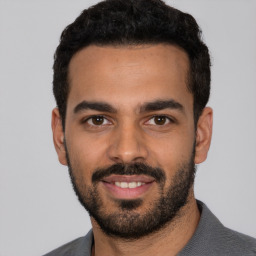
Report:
102,181,154,199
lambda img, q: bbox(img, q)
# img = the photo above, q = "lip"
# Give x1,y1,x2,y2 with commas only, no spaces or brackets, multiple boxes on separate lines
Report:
102,175,155,183
101,175,155,199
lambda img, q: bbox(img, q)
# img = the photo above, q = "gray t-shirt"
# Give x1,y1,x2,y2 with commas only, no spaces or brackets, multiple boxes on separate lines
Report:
43,201,256,256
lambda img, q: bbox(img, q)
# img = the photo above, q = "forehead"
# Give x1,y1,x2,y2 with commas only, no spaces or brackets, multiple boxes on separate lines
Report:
67,44,192,114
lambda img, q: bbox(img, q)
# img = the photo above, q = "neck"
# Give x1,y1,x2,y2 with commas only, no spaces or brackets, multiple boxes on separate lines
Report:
91,193,200,256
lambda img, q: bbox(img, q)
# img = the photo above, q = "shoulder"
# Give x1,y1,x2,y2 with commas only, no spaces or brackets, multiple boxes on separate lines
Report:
179,201,256,256
201,202,256,255
221,227,256,255
42,230,93,256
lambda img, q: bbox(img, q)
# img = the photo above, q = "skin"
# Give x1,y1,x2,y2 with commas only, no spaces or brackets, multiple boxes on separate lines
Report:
52,44,213,256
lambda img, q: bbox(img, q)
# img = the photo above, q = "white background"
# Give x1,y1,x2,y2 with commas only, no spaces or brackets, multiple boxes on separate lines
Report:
0,0,255,255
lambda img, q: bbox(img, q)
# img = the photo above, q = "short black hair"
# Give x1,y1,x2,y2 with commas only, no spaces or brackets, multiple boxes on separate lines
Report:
53,0,211,127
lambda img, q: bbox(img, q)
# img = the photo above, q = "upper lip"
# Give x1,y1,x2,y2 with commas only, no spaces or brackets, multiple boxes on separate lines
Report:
101,175,155,183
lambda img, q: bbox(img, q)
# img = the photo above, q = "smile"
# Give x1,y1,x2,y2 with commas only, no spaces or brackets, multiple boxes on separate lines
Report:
101,175,155,199
114,181,145,188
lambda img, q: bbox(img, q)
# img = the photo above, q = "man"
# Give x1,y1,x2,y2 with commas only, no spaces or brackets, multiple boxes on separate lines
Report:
45,0,256,255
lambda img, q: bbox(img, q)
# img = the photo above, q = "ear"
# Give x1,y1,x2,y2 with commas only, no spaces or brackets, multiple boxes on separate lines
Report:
51,108,67,165
194,107,213,164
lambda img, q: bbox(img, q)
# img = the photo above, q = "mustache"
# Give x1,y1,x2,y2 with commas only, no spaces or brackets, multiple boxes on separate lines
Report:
92,162,166,183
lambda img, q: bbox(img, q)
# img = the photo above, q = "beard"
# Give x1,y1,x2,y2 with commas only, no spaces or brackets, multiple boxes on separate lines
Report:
66,148,196,240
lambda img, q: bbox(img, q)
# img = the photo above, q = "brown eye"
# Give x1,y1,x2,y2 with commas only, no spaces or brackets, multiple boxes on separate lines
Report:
84,115,112,129
154,116,167,125
91,116,104,125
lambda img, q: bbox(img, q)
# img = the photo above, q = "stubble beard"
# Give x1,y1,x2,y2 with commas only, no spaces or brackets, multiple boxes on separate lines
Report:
66,149,196,240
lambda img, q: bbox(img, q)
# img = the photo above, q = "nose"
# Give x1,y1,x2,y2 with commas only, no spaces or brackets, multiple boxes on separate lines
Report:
107,123,148,164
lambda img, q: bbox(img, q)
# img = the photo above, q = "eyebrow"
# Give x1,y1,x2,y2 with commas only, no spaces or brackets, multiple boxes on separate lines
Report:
140,99,184,113
74,101,117,114
73,99,184,115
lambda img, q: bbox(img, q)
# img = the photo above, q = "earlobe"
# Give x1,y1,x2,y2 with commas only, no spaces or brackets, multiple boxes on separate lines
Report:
51,108,68,166
194,107,213,164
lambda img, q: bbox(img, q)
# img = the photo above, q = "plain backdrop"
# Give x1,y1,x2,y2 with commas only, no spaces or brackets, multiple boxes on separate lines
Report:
0,0,255,255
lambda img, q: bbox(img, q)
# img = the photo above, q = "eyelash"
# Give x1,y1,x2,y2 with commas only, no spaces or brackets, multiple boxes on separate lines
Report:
82,115,112,127
145,115,174,126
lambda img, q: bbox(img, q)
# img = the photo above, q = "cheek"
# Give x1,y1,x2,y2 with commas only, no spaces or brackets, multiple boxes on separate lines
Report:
149,131,195,176
65,131,109,177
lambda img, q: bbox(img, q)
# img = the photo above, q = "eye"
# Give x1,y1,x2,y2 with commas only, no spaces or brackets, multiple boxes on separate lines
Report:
86,116,111,126
146,115,172,126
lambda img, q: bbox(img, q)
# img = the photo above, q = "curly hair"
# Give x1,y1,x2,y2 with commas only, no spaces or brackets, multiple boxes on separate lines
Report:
53,0,211,127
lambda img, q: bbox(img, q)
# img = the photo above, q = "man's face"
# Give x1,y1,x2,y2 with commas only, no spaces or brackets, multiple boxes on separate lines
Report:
53,44,209,238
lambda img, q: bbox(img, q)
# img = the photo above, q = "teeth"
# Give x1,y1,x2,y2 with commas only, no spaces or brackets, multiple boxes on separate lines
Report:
114,181,145,188
128,182,137,188
120,182,128,188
